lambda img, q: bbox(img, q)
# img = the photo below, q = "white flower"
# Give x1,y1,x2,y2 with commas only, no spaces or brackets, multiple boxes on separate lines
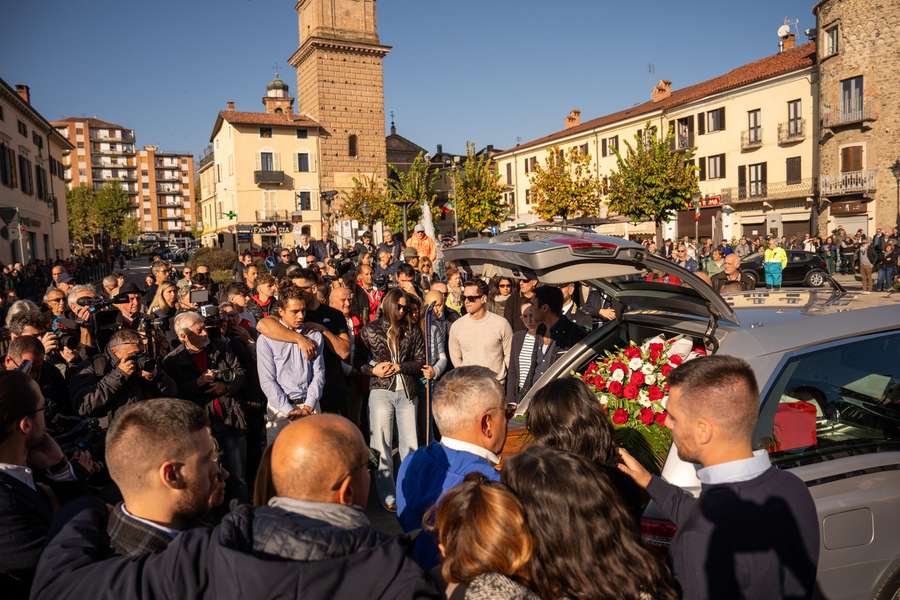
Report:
599,395,609,407
638,397,652,408
628,357,643,371
645,373,657,386
660,395,669,408
641,363,655,376
610,369,625,382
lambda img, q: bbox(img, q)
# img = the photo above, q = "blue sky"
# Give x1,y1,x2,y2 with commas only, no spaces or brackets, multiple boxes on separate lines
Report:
1,0,814,158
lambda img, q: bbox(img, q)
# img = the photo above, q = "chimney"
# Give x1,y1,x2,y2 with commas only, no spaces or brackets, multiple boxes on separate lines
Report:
780,32,796,51
651,80,672,103
226,100,235,111
436,144,443,156
565,109,581,128
15,84,31,105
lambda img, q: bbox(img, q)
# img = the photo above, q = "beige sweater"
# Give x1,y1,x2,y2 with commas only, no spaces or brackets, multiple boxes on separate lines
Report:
448,311,513,381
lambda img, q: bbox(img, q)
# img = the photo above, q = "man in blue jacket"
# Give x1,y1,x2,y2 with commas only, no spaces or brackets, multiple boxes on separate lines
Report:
396,366,509,569
31,414,440,600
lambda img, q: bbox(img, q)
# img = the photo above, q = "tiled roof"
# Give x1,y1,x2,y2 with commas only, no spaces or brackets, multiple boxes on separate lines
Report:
210,110,321,141
498,42,816,156
50,116,129,130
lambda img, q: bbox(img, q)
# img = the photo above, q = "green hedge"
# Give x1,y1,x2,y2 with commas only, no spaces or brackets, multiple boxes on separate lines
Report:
188,247,237,272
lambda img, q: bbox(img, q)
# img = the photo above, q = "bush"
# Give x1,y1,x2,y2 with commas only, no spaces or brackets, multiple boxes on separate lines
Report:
189,247,236,272
211,270,233,285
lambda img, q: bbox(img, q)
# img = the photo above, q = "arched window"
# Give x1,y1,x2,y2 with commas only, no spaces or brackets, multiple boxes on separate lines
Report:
348,134,358,158
274,108,283,114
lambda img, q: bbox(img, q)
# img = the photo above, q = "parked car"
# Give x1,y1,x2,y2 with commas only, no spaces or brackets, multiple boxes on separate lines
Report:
445,228,900,600
741,250,830,287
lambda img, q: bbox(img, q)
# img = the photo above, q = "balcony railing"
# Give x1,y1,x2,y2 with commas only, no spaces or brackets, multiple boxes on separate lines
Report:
90,131,135,144
721,179,814,204
156,172,181,182
741,129,763,150
199,152,215,169
256,209,289,222
157,184,181,193
778,120,805,144
254,170,286,186
822,106,877,129
820,170,877,196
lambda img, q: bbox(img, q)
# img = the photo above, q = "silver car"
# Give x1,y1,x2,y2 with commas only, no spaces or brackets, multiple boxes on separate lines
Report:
445,228,900,600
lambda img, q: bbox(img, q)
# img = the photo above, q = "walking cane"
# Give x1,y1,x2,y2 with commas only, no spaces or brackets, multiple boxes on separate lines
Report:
424,301,436,444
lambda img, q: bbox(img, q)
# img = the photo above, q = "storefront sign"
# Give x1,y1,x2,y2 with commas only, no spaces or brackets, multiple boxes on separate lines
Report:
698,195,721,208
251,222,292,235
829,199,867,216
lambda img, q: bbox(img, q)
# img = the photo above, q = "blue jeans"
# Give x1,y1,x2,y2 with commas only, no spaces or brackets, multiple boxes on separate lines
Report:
213,426,248,504
876,266,895,291
369,388,418,505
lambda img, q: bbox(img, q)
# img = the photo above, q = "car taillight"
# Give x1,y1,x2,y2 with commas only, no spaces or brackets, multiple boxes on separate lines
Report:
641,517,677,549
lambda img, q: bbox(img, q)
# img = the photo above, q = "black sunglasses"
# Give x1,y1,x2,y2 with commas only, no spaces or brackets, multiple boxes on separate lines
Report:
397,304,407,312
463,295,483,302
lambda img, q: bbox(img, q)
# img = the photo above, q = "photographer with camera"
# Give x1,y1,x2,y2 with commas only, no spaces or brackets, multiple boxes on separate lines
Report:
194,264,219,303
373,249,398,287
223,283,257,331
163,311,248,503
7,312,71,419
114,282,144,330
69,328,177,424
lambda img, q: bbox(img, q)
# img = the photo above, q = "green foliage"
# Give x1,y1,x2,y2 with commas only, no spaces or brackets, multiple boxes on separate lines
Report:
66,185,95,251
188,247,237,271
606,122,699,244
66,182,139,250
386,152,439,233
529,146,602,225
450,144,509,233
338,175,392,232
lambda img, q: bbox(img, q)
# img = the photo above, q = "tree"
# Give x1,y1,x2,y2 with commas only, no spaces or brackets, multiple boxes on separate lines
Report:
450,144,509,234
386,152,439,235
338,174,391,233
529,146,603,228
606,122,699,245
94,183,136,247
66,185,95,252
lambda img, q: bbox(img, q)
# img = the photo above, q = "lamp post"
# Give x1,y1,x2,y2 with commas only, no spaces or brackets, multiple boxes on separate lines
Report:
891,159,900,232
391,196,415,240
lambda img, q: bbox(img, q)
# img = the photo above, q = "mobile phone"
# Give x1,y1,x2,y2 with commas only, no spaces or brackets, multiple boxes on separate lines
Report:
190,288,210,305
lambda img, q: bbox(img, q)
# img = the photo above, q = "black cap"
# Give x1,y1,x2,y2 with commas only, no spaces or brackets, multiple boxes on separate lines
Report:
118,281,143,296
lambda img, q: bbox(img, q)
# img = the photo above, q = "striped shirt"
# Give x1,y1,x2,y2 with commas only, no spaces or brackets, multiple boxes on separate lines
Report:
518,333,536,389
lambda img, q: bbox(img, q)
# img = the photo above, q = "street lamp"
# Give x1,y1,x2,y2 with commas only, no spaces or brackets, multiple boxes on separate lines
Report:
391,196,415,240
890,158,900,232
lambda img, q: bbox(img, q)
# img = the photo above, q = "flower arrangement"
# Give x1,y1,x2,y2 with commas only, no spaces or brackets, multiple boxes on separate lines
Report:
580,336,707,472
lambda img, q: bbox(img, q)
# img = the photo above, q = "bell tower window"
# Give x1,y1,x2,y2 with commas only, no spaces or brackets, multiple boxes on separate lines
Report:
348,134,358,158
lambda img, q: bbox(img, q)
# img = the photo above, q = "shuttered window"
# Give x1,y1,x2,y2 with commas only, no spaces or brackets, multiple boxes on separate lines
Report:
697,112,705,135
698,157,706,181
840,146,863,172
786,157,802,184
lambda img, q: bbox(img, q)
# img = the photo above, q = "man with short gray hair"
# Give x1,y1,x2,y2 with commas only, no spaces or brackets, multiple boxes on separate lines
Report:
395,365,509,569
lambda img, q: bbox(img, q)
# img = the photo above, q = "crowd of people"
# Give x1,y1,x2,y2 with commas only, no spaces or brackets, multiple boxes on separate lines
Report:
1,224,824,599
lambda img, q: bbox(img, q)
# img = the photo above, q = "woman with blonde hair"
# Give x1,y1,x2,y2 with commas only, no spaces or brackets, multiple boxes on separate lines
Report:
427,472,537,599
148,281,177,315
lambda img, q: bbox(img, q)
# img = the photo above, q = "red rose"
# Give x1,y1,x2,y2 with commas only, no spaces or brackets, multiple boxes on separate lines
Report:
669,355,684,366
664,383,670,392
624,346,642,360
623,383,639,399
612,408,628,425
661,364,673,377
649,342,665,355
629,371,645,387
592,375,606,389
692,346,707,356
607,381,624,397
585,362,599,376
649,347,663,363
610,360,628,374
648,385,664,401
639,407,655,425
654,411,668,426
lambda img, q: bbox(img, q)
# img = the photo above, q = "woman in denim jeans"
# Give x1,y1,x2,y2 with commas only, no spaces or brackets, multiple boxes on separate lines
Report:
359,288,426,511
875,242,897,292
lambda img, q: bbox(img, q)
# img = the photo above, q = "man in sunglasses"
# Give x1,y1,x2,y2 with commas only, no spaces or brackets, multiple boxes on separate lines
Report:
31,415,440,600
270,248,294,280
448,278,513,384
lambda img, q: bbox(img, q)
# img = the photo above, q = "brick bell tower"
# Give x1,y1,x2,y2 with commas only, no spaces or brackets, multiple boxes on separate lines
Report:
288,0,391,201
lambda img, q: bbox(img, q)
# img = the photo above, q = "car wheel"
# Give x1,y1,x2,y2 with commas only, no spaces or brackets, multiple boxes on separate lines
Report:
873,559,900,600
744,271,758,288
805,271,826,288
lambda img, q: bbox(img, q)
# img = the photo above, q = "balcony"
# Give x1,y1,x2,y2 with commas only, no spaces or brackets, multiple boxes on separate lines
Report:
93,172,137,182
199,151,215,169
254,170,286,186
820,170,876,196
822,106,877,129
157,184,181,193
256,209,289,222
741,129,763,150
778,120,805,144
156,172,181,182
159,200,184,207
721,179,814,205
90,131,135,144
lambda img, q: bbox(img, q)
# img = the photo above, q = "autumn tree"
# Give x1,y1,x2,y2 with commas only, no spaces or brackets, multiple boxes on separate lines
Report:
606,122,699,245
95,183,137,247
386,152,439,234
529,146,602,228
66,185,96,252
450,144,508,234
338,174,391,233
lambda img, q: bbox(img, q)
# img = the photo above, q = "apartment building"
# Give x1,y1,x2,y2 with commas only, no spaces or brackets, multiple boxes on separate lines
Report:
493,38,818,241
0,80,72,264
814,0,899,235
202,76,323,250
134,146,195,237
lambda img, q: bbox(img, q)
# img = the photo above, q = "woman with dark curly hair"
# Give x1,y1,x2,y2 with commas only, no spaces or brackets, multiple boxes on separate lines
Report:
503,445,678,600
526,377,645,519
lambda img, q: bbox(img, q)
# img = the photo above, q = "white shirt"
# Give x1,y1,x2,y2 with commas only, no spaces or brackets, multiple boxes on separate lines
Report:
441,436,501,465
0,463,36,491
696,449,771,485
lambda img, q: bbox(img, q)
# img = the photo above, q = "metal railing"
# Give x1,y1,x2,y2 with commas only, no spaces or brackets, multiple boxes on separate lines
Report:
254,170,286,186
741,129,763,150
820,170,877,196
721,179,814,204
778,120,805,144
822,106,877,128
256,209,289,222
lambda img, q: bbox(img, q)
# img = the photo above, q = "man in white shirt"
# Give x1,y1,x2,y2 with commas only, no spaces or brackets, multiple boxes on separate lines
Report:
448,279,512,383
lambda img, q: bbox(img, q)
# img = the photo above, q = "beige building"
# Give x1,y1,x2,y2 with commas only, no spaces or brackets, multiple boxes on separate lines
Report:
201,76,323,250
814,0,900,235
0,80,72,263
134,146,196,237
494,37,818,241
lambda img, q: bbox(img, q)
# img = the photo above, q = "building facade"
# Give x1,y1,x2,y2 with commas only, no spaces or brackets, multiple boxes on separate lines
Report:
814,0,900,235
202,77,323,250
288,0,391,201
134,146,196,238
492,38,817,241
0,80,71,264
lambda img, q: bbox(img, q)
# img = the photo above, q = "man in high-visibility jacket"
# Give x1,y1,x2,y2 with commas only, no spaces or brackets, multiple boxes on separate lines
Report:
764,237,788,289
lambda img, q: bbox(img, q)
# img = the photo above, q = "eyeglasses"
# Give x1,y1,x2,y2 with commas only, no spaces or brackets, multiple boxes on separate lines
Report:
47,297,65,303
463,295,483,302
498,284,511,289
397,304,408,312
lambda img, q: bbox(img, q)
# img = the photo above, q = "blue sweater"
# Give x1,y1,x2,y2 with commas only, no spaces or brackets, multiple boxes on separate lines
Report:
396,442,500,569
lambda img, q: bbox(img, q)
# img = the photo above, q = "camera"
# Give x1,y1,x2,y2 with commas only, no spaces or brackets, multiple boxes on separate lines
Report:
210,368,236,384
128,351,157,373
190,288,210,305
373,273,391,292
52,317,82,351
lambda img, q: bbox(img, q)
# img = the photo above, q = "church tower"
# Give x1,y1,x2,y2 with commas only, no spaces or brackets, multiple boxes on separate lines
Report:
288,0,391,198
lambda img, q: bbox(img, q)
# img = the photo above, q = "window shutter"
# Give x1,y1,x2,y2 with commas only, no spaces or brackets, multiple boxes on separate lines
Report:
761,162,768,193
274,153,281,171
698,113,705,135
738,165,746,199
524,158,529,174
699,157,707,181
721,154,726,179
293,153,299,172
255,154,261,171
720,108,725,130
611,136,618,152
601,138,607,157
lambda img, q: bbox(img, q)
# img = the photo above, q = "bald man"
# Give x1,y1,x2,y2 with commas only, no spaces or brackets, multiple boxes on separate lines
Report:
711,253,755,293
32,415,441,600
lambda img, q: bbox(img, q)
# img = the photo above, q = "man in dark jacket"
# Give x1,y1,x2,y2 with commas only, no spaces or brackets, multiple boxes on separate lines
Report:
164,311,248,503
618,355,819,600
0,370,82,598
521,285,587,394
30,414,441,600
69,329,177,423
